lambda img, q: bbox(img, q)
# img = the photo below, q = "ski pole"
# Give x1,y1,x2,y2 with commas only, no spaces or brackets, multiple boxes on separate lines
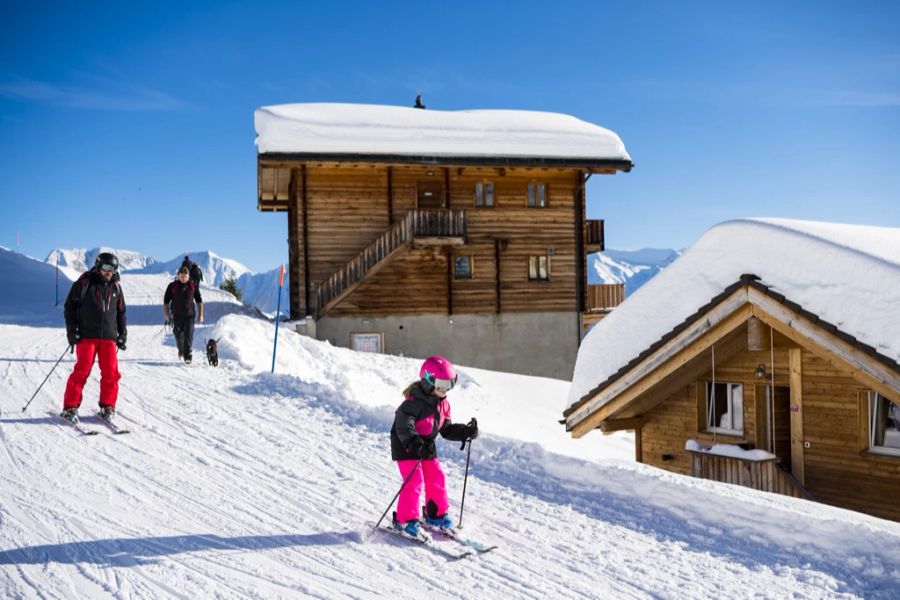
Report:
21,345,71,413
371,457,423,535
458,438,473,529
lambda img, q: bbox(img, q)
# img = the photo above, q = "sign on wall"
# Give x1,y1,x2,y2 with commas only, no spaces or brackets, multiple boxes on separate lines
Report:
350,332,384,353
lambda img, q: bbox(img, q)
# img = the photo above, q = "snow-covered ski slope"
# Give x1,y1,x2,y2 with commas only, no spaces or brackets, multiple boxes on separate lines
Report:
2,315,900,599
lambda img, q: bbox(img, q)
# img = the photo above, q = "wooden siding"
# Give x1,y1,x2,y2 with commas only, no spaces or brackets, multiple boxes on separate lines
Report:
689,451,806,498
587,283,625,311
281,163,584,318
637,322,900,521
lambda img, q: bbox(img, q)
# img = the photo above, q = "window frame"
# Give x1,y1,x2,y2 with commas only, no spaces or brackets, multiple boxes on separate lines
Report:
704,381,744,436
453,255,474,280
474,181,495,208
527,182,548,208
528,255,551,281
868,391,900,457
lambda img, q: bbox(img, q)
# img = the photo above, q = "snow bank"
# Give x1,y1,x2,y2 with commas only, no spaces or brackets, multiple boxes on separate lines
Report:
685,439,776,461
569,218,900,408
255,103,632,162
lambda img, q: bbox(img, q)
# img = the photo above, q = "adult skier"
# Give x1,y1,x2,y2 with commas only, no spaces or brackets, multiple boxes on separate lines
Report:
61,252,127,423
163,266,204,363
390,356,478,537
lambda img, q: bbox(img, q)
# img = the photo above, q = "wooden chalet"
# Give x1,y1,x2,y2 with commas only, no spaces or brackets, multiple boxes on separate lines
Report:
254,103,632,378
564,219,900,522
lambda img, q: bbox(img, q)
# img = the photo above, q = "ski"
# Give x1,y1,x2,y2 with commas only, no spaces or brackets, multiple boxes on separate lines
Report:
421,523,498,554
56,414,100,437
96,412,131,435
378,525,474,561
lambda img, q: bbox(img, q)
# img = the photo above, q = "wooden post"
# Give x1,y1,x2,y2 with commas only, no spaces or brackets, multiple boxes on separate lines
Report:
387,166,393,224
444,167,451,209
494,239,503,313
747,316,770,351
634,426,643,463
446,248,453,315
789,348,805,485
302,164,312,316
288,168,301,320
574,172,587,316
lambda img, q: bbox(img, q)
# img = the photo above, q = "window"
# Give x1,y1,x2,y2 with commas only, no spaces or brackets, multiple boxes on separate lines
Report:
528,255,550,281
869,392,900,456
527,182,547,208
454,255,473,279
475,182,494,207
705,382,743,435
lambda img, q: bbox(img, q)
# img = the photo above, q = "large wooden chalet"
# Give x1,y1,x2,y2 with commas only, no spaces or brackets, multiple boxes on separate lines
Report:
564,219,900,522
254,103,632,378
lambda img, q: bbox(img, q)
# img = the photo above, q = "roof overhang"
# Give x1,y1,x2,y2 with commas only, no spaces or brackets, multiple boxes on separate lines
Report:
565,275,900,438
258,153,633,173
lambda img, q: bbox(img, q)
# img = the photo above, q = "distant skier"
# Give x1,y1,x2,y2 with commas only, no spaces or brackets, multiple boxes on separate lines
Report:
390,356,478,537
164,266,204,364
61,252,127,423
181,254,203,286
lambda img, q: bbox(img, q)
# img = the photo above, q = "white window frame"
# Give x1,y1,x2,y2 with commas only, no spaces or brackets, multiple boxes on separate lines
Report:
869,391,900,457
705,381,744,436
528,255,550,281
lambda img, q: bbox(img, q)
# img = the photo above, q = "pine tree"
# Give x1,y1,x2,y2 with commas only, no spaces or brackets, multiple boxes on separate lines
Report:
220,276,243,301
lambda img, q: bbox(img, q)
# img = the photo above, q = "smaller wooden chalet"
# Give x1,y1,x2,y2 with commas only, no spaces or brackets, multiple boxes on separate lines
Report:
254,103,632,378
564,219,900,522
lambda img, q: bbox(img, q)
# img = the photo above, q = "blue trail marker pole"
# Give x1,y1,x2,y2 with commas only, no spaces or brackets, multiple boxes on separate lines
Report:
271,264,285,373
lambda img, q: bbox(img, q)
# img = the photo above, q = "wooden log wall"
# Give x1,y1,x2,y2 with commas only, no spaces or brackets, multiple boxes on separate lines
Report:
689,452,804,498
280,163,583,318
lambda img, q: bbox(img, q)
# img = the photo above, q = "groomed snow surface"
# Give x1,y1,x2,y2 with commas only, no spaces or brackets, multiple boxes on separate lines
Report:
570,218,900,409
254,103,632,162
3,309,900,598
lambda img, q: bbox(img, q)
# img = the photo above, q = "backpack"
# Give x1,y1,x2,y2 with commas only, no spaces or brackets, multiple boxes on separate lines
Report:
78,272,122,304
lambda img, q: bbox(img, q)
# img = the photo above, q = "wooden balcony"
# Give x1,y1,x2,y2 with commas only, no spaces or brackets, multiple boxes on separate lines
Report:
582,283,626,335
688,446,812,500
585,219,605,252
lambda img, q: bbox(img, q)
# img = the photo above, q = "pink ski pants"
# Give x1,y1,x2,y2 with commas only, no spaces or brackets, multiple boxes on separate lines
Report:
396,458,449,523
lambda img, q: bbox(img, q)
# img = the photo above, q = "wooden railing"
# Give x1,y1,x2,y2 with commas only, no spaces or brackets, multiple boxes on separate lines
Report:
585,219,605,250
587,283,625,312
688,449,812,500
315,209,467,318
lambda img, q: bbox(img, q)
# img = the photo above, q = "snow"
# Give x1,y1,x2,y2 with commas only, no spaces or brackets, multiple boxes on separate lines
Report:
132,251,252,288
3,246,900,598
254,103,632,162
685,439,776,461
569,218,900,409
46,247,158,281
236,267,290,315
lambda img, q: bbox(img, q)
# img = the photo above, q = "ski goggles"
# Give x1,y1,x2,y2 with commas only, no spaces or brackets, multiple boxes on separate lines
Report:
425,373,457,392
99,263,118,273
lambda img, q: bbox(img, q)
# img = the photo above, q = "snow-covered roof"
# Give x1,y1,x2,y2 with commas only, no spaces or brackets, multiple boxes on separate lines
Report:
254,103,632,167
568,218,900,411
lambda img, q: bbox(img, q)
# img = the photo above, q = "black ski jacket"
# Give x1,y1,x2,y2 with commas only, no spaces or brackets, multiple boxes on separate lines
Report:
390,381,469,461
64,270,127,341
164,279,202,319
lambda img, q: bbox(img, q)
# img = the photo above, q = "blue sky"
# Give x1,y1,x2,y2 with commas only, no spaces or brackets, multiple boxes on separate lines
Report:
2,1,898,272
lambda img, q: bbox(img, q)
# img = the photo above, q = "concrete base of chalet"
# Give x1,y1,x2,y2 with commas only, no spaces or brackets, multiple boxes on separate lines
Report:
314,312,580,380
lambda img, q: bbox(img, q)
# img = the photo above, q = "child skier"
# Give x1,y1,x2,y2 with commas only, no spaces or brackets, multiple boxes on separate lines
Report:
390,355,478,537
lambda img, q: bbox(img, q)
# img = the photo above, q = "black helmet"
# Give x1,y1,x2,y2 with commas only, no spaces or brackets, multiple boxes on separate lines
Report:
94,252,119,273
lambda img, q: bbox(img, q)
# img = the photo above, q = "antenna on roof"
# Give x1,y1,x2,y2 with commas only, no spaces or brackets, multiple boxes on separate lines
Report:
414,94,426,110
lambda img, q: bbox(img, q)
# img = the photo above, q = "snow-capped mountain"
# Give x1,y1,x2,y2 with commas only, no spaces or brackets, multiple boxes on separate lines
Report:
134,250,252,287
588,247,681,295
46,247,158,281
236,267,290,315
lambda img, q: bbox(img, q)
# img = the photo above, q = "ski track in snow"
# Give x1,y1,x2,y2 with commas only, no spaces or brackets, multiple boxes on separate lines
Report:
1,323,899,599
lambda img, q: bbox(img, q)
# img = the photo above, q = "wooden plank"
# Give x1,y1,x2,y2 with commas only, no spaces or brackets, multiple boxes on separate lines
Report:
789,348,805,485
598,417,646,433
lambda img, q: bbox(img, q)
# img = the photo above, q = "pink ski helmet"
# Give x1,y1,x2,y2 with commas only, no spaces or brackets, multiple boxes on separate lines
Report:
420,355,458,392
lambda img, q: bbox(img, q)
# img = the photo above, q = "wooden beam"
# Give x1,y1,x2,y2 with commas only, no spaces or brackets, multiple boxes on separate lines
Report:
634,427,643,463
494,239,502,314
598,417,645,433
567,289,751,437
747,315,769,352
789,348,805,485
446,247,453,316
387,166,393,224
747,289,900,403
302,164,311,316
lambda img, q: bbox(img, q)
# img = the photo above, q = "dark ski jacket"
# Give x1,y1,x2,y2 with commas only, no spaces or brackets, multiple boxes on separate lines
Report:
164,279,203,319
390,381,469,461
64,270,127,341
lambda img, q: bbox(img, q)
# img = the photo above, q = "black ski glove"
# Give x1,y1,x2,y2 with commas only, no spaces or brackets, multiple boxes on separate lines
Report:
67,330,80,348
464,418,478,441
116,335,127,351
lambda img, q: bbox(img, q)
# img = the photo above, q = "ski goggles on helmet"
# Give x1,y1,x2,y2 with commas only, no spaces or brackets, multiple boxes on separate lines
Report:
99,262,117,273
424,372,457,392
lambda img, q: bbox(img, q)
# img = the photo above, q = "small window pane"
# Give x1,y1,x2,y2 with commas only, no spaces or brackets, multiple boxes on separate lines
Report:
485,182,494,207
529,255,550,281
871,392,900,450
527,183,535,207
539,256,548,279
706,382,743,433
454,256,472,279
475,182,483,207
529,256,537,279
537,183,546,207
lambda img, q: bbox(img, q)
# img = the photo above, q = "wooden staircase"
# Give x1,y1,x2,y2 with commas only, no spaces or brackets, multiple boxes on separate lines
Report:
314,209,467,318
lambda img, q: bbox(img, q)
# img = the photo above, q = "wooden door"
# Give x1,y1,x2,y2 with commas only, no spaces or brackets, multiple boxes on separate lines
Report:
417,180,444,208
770,385,792,469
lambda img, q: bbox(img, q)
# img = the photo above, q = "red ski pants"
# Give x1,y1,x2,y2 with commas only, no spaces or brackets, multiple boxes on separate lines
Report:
396,458,450,524
63,338,120,410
